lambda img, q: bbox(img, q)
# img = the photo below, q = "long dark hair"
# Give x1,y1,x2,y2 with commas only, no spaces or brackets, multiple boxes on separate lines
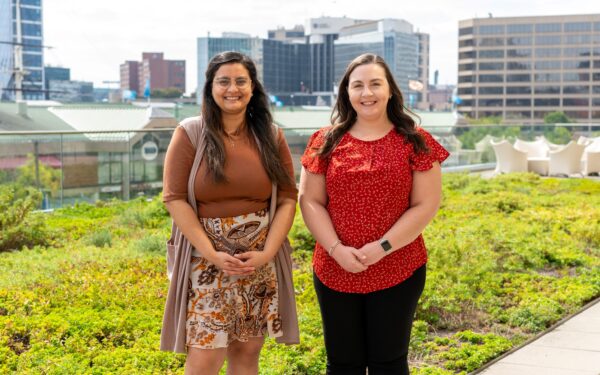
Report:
201,51,291,185
317,53,428,158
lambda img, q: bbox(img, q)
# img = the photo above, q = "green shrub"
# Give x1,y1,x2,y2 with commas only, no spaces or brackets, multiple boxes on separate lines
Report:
131,234,165,254
86,229,112,248
0,184,52,251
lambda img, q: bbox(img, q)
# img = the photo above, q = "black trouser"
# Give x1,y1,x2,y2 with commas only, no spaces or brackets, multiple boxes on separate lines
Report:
313,265,426,375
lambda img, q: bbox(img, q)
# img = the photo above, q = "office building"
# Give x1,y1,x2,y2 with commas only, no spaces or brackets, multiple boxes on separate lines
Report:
197,34,309,100
457,14,600,123
334,19,422,104
0,0,44,100
44,66,70,99
48,80,94,102
119,52,185,96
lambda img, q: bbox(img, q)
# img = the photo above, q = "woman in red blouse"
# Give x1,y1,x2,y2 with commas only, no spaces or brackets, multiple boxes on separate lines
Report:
299,54,449,374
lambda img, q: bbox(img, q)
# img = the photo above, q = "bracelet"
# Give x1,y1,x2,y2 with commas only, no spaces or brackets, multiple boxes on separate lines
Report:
328,239,342,257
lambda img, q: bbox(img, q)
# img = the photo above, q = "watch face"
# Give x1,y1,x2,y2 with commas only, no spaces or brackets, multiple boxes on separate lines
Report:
380,239,392,252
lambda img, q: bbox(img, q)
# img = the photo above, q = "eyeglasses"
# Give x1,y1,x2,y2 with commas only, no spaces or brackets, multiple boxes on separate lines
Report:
213,77,252,89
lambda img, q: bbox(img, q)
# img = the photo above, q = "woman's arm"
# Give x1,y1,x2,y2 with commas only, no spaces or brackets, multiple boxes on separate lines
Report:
357,162,443,266
298,168,367,273
165,200,254,275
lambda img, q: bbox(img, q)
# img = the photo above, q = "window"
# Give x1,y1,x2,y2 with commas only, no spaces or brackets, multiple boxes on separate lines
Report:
563,86,589,94
596,22,600,32
564,22,591,32
20,0,41,5
565,110,589,119
535,35,561,45
478,25,505,34
478,87,503,95
459,39,474,47
507,36,532,46
479,74,503,82
457,87,474,95
564,60,591,69
563,98,589,106
459,27,473,36
458,75,475,83
563,72,590,82
478,99,502,107
535,48,561,57
592,98,600,106
478,50,504,58
479,62,504,70
535,23,561,33
507,24,533,34
507,61,531,70
507,86,531,94
565,35,591,45
594,86,600,94
535,86,560,94
507,48,532,57
506,111,532,119
507,74,531,82
478,38,504,47
506,99,531,106
534,111,551,119
535,61,561,70
563,47,591,57
23,54,42,67
534,98,560,106
458,100,474,106
459,63,475,71
535,73,560,82
459,51,475,59
594,73,600,81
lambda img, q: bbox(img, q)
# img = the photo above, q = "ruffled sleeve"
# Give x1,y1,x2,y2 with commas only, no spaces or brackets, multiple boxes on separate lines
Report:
300,127,331,175
409,128,450,171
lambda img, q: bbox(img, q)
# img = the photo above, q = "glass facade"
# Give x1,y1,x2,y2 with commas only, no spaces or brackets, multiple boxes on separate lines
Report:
0,0,12,100
0,0,44,100
458,14,600,123
334,30,419,96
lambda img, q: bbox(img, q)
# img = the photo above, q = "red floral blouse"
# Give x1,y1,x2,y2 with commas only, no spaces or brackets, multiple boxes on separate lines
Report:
301,127,450,293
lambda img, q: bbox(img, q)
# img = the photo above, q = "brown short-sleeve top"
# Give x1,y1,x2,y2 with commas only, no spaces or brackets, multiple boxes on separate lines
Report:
162,125,297,218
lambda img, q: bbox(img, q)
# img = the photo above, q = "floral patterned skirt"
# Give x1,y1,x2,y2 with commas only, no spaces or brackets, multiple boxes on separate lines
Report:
186,208,281,349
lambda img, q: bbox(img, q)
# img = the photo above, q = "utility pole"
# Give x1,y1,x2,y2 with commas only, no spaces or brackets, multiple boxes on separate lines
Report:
14,0,24,101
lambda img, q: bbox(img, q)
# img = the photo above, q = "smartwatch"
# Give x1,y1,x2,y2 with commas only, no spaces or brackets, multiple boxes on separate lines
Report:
379,239,392,252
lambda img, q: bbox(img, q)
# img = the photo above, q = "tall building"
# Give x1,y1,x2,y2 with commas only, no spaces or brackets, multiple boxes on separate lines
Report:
416,32,430,109
0,0,44,100
119,52,185,97
0,0,12,100
119,61,139,94
196,17,428,106
457,14,600,123
44,66,69,99
334,19,422,104
48,80,93,102
196,34,309,99
305,17,368,93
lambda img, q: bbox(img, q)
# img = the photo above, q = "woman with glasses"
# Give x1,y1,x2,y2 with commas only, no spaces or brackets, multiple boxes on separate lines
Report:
299,53,449,374
161,51,298,374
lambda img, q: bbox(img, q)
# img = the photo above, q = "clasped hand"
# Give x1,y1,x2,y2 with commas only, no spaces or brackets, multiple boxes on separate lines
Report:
209,251,270,276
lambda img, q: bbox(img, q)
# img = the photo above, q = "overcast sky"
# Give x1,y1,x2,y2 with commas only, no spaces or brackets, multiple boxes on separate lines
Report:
43,0,599,94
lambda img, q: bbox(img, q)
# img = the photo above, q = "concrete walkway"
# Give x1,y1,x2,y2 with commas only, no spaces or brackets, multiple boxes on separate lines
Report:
476,299,600,375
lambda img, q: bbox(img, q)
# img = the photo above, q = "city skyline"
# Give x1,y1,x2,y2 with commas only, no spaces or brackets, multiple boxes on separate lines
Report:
43,0,599,94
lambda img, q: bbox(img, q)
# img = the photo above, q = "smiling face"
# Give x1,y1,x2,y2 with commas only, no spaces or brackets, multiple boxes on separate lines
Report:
347,63,391,123
211,63,254,115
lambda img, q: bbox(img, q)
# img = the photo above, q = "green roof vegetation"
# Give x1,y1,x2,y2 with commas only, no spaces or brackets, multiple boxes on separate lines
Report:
0,173,598,373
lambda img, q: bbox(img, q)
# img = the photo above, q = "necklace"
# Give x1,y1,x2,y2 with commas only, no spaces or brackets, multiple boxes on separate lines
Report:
224,127,245,148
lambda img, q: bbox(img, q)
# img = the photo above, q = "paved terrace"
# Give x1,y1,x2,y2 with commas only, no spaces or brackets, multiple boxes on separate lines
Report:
476,298,600,375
